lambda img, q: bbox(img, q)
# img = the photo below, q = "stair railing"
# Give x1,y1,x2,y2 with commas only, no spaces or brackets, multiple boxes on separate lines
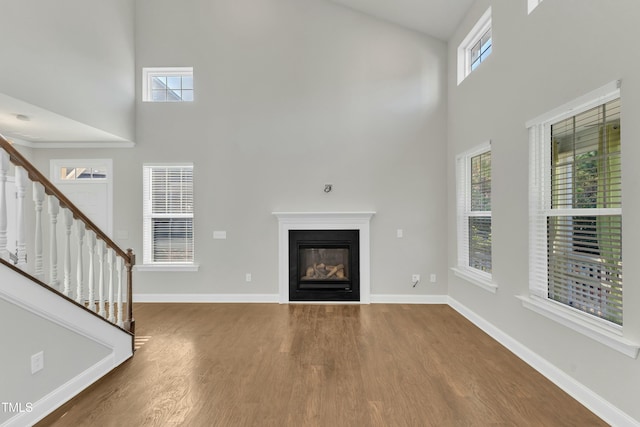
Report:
0,135,135,333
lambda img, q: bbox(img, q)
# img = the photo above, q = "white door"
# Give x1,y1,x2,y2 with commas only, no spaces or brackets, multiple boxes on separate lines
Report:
50,159,113,238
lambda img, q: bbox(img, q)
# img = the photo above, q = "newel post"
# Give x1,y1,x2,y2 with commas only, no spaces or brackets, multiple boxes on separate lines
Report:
126,248,135,333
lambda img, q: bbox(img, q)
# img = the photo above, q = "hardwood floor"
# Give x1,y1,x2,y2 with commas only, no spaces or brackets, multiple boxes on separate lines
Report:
38,303,606,426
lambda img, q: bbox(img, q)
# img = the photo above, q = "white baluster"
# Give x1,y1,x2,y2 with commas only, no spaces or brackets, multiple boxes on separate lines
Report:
48,196,60,289
33,182,45,281
86,230,96,312
116,256,124,327
75,222,85,304
62,209,73,297
15,167,27,269
107,249,116,323
0,150,8,261
97,239,106,318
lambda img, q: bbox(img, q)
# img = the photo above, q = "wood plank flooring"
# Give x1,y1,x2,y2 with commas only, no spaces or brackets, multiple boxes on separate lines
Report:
38,303,607,426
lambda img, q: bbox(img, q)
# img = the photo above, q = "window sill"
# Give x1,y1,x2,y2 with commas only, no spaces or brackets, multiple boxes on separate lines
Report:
517,295,639,359
451,267,498,293
136,263,200,272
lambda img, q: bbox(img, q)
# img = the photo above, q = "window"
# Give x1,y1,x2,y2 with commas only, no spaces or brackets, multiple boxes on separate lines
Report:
143,164,195,266
59,167,107,180
457,7,492,84
453,142,495,292
142,67,194,102
527,0,543,14
528,82,622,327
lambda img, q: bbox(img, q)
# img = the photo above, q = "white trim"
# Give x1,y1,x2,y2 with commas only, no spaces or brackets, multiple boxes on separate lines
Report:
455,142,493,279
370,294,449,304
448,297,640,427
3,354,116,427
451,267,498,293
142,66,193,102
517,295,638,358
136,263,200,272
133,293,279,303
273,212,375,304
31,141,136,149
457,7,492,85
50,158,113,237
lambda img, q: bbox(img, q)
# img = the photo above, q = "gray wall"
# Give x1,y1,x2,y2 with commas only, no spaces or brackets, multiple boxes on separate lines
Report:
0,296,110,424
33,0,449,297
0,0,135,141
447,0,640,420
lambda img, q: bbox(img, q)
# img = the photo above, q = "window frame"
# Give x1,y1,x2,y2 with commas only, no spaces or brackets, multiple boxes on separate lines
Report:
523,81,639,358
141,163,198,272
452,142,497,293
142,67,194,103
457,7,492,85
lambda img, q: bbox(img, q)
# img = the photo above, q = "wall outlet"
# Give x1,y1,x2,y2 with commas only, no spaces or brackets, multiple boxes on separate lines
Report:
245,273,252,282
412,274,420,283
430,274,437,283
397,229,404,238
31,351,44,374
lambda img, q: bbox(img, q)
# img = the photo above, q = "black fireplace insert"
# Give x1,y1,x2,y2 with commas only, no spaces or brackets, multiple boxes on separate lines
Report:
289,229,360,301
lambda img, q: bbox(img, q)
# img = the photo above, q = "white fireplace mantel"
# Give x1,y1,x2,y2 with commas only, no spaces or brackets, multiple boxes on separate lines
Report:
273,212,375,303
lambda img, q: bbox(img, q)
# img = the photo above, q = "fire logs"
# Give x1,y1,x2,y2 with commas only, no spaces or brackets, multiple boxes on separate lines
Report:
302,263,345,280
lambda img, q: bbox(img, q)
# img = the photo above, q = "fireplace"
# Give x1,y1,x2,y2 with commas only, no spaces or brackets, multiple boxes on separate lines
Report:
274,211,375,303
289,230,359,301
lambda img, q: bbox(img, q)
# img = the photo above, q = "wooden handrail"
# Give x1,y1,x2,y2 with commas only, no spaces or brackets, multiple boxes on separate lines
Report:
0,135,132,263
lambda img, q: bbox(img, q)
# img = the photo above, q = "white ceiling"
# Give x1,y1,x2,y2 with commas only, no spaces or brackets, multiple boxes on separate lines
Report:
328,0,474,40
0,93,129,146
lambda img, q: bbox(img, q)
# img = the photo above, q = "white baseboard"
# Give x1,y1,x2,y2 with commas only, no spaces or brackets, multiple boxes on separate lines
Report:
448,297,639,427
133,293,449,305
370,294,449,304
133,293,280,303
3,354,122,427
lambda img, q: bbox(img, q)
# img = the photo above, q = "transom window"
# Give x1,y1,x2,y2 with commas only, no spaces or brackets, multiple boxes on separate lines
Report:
143,164,194,264
142,67,194,102
457,7,492,84
528,83,622,327
59,166,107,180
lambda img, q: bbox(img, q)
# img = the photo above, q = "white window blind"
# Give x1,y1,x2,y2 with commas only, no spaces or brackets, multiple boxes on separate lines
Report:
456,143,492,278
529,85,622,326
143,164,194,264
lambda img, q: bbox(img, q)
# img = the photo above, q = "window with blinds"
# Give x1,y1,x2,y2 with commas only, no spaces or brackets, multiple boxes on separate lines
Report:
143,164,194,264
456,143,492,279
529,85,622,326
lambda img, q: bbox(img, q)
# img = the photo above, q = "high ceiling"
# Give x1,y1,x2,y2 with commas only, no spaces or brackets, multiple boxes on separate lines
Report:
0,1,473,146
328,0,474,40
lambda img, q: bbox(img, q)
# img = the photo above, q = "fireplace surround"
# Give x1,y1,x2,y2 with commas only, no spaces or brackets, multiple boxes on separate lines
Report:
274,212,375,303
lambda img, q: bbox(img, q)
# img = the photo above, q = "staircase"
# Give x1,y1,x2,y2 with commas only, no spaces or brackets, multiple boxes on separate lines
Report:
0,135,135,426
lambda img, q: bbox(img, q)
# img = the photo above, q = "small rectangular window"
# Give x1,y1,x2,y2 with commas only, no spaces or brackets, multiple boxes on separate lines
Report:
142,67,194,102
143,164,195,264
457,7,492,84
